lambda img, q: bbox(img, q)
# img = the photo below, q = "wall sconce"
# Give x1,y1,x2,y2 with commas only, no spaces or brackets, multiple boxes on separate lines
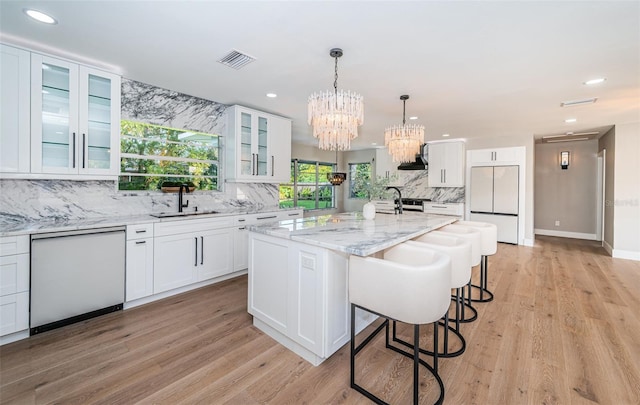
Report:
560,151,570,170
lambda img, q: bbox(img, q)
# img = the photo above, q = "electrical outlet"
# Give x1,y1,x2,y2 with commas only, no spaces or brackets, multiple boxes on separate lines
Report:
555,220,560,226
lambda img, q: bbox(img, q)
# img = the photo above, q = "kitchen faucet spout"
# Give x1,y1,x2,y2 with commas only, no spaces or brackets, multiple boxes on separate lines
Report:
178,184,190,213
386,186,403,214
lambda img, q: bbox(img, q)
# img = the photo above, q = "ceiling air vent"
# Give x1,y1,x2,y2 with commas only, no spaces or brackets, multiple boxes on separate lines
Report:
217,49,256,70
560,97,598,107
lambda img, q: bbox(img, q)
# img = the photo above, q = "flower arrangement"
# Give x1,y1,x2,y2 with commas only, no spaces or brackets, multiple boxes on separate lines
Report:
352,174,398,201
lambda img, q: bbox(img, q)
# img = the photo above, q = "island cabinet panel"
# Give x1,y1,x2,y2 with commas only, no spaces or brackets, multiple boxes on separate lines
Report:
248,232,373,365
250,237,289,332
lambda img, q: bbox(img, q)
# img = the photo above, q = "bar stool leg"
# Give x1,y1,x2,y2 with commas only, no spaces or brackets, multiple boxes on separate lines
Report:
470,255,494,303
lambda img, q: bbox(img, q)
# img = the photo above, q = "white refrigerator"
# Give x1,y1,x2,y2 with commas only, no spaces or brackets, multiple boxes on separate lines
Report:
469,166,519,244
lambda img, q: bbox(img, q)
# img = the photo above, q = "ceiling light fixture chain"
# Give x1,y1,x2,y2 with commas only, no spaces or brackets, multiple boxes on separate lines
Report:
308,48,363,151
384,94,425,163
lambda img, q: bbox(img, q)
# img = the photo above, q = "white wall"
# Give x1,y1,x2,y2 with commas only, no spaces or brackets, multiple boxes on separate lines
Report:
612,122,640,259
464,134,535,245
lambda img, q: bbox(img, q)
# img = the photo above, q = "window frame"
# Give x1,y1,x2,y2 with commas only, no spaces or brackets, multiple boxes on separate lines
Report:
119,120,221,191
279,159,337,210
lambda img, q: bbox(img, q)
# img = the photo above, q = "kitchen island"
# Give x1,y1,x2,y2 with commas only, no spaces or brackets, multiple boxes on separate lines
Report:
247,211,457,365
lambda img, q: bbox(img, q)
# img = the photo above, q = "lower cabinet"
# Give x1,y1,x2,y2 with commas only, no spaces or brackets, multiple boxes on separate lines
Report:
153,218,234,294
126,238,154,301
0,235,30,338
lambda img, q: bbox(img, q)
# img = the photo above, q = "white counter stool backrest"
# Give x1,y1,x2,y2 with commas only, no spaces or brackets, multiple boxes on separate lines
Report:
431,226,482,267
454,220,498,303
406,235,471,289
455,220,497,256
349,243,451,405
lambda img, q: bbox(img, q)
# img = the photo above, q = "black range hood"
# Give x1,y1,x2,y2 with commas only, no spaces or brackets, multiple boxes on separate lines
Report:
397,144,428,170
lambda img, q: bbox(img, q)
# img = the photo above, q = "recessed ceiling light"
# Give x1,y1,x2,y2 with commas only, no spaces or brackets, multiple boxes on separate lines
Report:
409,116,418,120
266,93,277,98
442,133,450,137
565,118,577,123
584,78,606,85
23,9,57,24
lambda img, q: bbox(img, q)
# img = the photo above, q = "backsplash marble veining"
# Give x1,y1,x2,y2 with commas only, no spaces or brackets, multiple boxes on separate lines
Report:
0,180,279,226
400,171,465,202
121,79,227,134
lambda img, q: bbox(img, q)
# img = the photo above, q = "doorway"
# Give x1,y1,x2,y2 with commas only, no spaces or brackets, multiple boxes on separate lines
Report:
596,149,606,243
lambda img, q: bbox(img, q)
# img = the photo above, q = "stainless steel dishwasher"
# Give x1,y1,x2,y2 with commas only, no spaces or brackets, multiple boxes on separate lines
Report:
30,226,126,335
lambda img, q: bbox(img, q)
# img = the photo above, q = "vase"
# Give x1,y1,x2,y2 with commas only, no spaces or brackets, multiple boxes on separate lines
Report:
362,201,376,220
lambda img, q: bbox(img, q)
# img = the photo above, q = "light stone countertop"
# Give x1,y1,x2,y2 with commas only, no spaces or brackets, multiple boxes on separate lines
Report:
247,211,458,257
0,207,301,237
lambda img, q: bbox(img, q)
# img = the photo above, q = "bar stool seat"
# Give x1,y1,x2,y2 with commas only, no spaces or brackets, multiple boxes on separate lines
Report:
455,221,498,303
401,234,472,358
349,242,451,405
431,226,482,322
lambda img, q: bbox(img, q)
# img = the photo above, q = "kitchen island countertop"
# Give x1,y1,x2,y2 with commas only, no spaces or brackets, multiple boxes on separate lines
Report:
247,211,457,257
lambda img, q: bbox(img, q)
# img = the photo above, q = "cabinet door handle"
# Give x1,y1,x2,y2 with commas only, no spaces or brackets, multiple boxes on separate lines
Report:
238,219,246,222
443,169,446,183
257,215,277,220
271,155,274,176
135,229,147,234
200,236,204,265
239,226,246,230
82,133,86,169
194,237,198,266
72,132,76,168
135,240,146,245
288,213,299,216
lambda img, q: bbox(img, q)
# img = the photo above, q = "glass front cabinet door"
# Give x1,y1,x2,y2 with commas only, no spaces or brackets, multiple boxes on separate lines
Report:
31,54,121,176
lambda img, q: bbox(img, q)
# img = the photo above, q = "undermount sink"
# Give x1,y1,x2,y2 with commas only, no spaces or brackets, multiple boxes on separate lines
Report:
150,210,219,218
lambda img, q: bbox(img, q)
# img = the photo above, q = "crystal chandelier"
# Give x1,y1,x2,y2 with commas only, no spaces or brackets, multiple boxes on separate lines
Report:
384,95,425,163
308,48,364,151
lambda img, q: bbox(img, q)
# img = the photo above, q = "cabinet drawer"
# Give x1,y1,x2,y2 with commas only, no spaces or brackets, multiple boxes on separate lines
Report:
0,254,29,296
0,235,29,256
154,216,234,237
0,291,29,336
127,223,154,240
423,203,464,216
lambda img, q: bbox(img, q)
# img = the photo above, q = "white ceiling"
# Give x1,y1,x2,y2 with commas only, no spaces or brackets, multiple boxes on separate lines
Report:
1,1,638,150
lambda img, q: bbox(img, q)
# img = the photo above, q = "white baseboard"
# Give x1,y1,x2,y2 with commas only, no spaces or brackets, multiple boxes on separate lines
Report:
523,238,535,247
535,229,597,240
612,249,640,261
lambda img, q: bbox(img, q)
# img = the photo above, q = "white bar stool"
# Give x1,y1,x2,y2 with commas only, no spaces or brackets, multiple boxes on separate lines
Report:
455,221,498,303
349,242,451,405
431,225,482,323
400,234,472,358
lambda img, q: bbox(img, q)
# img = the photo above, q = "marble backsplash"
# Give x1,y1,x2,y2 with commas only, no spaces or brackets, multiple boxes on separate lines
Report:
0,179,279,225
400,171,465,202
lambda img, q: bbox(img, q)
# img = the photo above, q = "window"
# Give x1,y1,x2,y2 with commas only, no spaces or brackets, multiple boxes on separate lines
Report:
349,162,372,198
279,160,336,210
119,120,220,191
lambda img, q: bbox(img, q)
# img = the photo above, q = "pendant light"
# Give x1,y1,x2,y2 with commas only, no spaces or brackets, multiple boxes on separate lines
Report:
308,48,364,151
384,95,424,163
327,149,346,186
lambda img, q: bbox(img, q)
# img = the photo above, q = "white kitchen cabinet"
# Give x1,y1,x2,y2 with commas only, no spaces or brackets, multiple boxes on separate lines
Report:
374,148,408,186
0,44,31,173
125,224,154,302
30,54,121,176
233,209,303,272
428,141,465,187
469,147,521,166
0,235,29,338
225,105,291,183
153,217,234,294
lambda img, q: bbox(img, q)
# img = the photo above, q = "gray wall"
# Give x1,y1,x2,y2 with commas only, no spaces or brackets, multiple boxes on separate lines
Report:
599,127,615,248
535,140,598,235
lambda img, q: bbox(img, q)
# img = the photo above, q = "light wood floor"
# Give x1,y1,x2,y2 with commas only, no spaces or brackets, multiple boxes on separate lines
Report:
1,236,639,404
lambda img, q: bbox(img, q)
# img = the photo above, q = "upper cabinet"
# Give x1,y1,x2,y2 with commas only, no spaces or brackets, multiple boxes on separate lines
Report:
0,45,31,173
374,148,407,186
30,54,121,176
225,105,291,183
469,147,521,166
427,141,465,187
